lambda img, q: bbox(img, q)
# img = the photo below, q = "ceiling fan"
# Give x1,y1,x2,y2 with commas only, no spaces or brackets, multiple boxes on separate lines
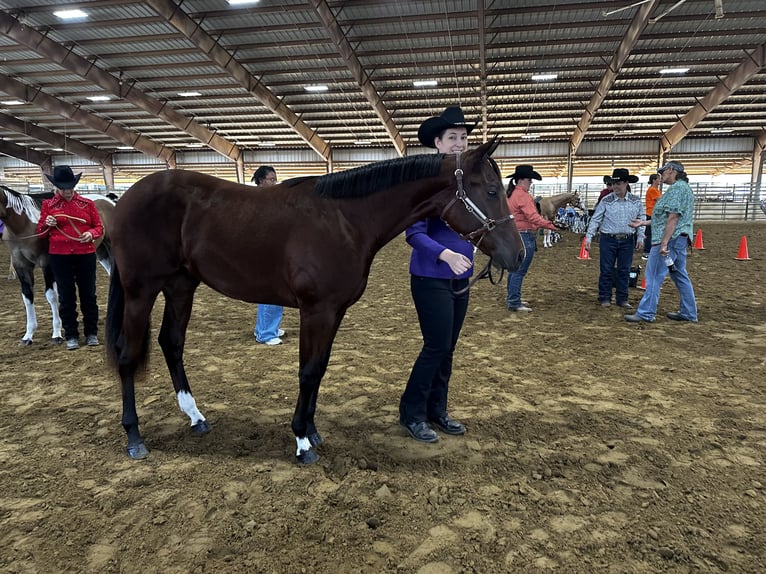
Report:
602,0,725,23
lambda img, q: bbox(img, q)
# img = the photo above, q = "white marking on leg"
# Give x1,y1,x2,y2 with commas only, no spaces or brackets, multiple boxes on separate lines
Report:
45,287,63,339
295,437,311,456
22,294,37,341
98,258,112,276
177,390,206,426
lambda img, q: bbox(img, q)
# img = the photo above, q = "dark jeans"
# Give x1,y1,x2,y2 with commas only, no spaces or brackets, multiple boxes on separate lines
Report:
598,235,634,305
399,275,469,424
49,253,98,340
506,231,537,308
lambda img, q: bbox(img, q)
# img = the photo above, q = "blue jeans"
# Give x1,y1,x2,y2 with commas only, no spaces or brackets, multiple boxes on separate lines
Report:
636,235,697,321
399,276,469,424
506,231,536,308
598,234,634,305
254,304,283,341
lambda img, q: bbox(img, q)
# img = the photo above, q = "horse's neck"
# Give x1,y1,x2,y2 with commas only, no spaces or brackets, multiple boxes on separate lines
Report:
550,194,573,209
1,208,38,236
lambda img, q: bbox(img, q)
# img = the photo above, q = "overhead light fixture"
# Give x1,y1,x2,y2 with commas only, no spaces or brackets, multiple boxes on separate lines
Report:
710,127,733,134
258,141,276,147
659,67,689,74
228,0,260,4
116,146,133,150
304,85,328,93
87,95,111,102
178,91,202,97
186,143,205,147
531,73,558,81
52,148,64,152
354,140,372,145
54,9,88,19
1,99,25,105
521,133,541,140
413,80,438,88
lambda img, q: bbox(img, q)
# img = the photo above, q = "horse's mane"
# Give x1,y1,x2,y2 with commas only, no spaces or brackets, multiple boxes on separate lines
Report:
0,185,45,223
314,154,443,199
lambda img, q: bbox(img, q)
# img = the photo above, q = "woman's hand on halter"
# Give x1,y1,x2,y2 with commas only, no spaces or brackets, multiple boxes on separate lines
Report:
439,249,472,275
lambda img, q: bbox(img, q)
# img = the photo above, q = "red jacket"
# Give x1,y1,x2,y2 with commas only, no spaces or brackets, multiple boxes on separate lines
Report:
36,193,103,255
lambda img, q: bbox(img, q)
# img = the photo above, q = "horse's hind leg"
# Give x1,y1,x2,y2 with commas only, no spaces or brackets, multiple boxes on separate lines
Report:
157,274,210,435
15,264,38,345
42,264,63,343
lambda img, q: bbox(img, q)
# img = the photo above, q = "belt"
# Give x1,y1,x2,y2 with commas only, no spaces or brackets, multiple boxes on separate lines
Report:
602,233,633,240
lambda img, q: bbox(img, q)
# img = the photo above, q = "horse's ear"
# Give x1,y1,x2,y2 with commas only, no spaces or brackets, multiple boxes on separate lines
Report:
480,136,501,160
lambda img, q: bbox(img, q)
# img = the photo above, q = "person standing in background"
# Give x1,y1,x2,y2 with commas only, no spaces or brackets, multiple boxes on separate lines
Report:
36,166,104,350
642,174,662,260
505,165,557,312
251,165,286,345
625,161,697,323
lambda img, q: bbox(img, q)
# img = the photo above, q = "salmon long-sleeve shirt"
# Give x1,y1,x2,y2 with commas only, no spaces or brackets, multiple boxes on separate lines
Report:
506,186,557,232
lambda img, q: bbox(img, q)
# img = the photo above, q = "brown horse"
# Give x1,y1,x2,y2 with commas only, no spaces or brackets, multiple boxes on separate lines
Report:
0,185,114,345
105,139,524,464
539,192,586,248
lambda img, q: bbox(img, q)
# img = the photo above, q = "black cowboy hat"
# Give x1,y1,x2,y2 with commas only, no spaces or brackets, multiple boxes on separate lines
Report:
45,165,82,189
417,106,476,148
508,165,542,181
603,175,613,185
608,168,639,184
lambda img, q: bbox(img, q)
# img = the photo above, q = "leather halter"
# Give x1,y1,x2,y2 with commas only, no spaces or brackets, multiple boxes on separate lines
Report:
439,150,514,250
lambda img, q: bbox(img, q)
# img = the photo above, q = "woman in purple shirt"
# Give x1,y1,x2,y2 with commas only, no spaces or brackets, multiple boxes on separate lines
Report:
399,107,474,443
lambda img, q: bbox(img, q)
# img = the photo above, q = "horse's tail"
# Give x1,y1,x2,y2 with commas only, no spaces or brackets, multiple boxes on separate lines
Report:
106,264,150,372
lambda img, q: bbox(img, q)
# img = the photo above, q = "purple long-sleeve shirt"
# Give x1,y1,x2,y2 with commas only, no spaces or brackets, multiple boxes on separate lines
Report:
405,217,474,279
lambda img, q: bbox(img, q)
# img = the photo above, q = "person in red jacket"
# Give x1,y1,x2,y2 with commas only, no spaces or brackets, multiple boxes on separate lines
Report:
36,166,103,350
505,165,557,312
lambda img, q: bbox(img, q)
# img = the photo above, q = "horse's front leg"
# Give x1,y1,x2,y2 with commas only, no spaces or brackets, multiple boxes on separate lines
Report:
293,308,344,464
15,265,38,346
42,265,63,343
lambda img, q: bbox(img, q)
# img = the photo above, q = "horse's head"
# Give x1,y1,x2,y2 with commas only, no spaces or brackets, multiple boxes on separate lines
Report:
439,139,524,271
572,192,587,212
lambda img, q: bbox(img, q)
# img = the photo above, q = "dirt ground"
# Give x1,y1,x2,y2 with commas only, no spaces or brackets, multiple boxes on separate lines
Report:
1,222,764,574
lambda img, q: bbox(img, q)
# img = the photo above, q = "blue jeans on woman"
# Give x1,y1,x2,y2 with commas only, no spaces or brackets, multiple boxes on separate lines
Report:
635,235,697,321
506,231,536,309
399,276,469,424
598,234,634,305
254,304,283,342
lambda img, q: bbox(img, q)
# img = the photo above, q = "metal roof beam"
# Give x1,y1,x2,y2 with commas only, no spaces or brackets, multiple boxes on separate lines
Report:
569,0,659,156
0,11,238,164
662,43,766,154
0,112,113,167
144,0,331,162
0,138,52,172
0,74,176,167
307,0,404,156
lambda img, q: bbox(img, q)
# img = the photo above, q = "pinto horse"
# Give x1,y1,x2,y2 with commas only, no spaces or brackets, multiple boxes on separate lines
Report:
0,185,115,345
539,192,586,248
105,139,524,464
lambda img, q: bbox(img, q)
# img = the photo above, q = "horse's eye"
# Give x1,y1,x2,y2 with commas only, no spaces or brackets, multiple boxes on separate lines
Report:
487,188,498,197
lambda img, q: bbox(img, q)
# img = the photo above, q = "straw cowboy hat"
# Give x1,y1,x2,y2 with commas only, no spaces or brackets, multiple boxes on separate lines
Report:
45,165,82,189
608,168,639,184
417,106,476,148
508,165,542,181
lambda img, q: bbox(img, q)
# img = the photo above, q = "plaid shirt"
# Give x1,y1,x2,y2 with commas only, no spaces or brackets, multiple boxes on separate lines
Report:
586,192,645,242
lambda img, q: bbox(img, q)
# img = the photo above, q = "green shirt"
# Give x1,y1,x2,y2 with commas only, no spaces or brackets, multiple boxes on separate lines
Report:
651,179,694,244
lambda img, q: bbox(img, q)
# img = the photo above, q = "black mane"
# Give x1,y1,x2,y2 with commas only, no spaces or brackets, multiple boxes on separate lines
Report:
313,154,443,199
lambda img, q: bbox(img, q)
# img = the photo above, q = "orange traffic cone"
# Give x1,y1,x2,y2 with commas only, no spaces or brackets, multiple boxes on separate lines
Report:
735,236,751,261
638,276,646,290
577,237,590,260
693,229,705,250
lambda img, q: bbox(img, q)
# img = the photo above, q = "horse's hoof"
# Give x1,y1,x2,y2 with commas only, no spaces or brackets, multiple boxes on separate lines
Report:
296,448,320,465
18,339,33,347
308,431,324,448
51,337,64,345
126,442,149,460
191,420,211,435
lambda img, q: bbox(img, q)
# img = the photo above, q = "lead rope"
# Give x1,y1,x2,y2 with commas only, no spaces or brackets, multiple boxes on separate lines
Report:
10,214,88,241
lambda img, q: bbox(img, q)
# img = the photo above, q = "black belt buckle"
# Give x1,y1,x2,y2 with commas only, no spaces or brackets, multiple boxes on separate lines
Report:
608,233,630,240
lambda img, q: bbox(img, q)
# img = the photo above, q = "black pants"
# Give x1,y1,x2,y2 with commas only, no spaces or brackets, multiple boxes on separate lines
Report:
399,276,469,423
644,216,652,255
49,253,98,340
